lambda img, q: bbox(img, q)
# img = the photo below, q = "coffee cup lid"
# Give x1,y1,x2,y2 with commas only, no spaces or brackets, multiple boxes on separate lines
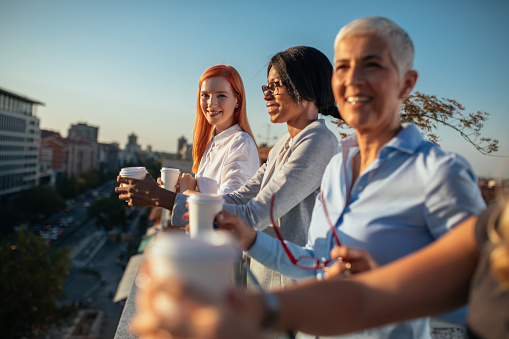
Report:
120,168,147,174
121,166,146,171
187,193,224,204
161,167,180,173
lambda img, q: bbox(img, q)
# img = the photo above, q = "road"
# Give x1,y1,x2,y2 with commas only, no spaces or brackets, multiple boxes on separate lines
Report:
41,182,140,339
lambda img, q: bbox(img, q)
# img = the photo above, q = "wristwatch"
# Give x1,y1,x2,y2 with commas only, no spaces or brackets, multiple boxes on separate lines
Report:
261,292,280,331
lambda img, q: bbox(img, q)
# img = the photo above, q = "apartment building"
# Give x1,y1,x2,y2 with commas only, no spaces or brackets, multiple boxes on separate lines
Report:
0,87,43,198
68,122,98,143
40,130,100,179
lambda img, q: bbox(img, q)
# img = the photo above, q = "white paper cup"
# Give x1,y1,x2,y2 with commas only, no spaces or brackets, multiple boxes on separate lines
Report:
187,193,224,239
161,167,180,192
119,167,147,186
145,232,237,300
120,167,147,180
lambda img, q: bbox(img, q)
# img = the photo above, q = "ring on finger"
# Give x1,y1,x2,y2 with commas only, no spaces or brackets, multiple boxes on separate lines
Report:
344,262,352,276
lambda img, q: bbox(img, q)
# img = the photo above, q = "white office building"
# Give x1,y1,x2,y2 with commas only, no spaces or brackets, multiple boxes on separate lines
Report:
0,87,43,198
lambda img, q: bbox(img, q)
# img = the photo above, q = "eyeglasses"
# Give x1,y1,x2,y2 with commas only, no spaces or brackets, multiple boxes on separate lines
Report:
270,191,343,271
261,80,284,96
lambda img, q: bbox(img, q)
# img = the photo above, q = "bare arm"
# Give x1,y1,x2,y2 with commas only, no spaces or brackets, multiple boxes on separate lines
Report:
274,216,479,336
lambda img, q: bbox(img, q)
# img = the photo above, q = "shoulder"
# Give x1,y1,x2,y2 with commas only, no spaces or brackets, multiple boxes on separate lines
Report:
294,120,339,148
413,141,475,178
302,119,336,138
230,131,257,148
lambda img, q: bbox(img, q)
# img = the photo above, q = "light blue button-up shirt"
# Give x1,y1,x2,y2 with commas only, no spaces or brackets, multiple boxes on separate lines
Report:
247,124,486,338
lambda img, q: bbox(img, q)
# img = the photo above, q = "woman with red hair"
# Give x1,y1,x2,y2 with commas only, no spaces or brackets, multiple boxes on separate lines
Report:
178,64,259,195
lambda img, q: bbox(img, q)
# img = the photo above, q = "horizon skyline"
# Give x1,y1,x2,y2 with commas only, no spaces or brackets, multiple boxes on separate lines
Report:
2,0,509,178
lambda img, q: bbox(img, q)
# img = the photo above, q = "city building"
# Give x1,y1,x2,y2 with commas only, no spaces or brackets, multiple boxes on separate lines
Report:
39,130,65,185
64,138,99,176
99,142,120,173
176,135,192,160
40,129,100,181
68,122,98,143
0,87,43,199
123,133,141,164
177,136,186,159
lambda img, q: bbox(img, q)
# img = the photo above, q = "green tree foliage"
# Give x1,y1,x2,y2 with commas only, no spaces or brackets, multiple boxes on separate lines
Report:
0,203,25,238
137,156,162,179
16,186,65,222
57,170,116,200
0,227,75,338
1,186,64,237
78,170,101,193
87,195,127,231
333,91,499,155
56,173,79,200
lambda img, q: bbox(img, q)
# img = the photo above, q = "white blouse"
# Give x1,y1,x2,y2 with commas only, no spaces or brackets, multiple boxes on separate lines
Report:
196,124,259,194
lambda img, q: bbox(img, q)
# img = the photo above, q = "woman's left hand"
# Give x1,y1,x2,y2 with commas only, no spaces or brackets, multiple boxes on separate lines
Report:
325,245,380,279
179,173,198,194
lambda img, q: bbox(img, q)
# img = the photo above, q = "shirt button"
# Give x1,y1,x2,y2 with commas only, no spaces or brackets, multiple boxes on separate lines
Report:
357,185,363,191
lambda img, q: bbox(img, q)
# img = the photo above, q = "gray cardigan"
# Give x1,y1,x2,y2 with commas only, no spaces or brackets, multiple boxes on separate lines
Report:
172,119,338,290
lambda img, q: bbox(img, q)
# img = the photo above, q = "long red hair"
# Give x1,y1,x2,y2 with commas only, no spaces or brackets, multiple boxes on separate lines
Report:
192,65,256,173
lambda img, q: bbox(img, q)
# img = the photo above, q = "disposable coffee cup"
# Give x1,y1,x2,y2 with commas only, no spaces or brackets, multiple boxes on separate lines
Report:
187,193,224,238
161,167,180,192
145,232,237,300
119,167,147,186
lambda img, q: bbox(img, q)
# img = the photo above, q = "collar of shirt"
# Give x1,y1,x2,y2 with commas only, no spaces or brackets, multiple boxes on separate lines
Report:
279,137,294,154
211,124,242,148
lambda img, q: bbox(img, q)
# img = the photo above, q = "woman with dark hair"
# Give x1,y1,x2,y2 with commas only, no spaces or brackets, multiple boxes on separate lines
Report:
178,64,259,195
116,46,340,291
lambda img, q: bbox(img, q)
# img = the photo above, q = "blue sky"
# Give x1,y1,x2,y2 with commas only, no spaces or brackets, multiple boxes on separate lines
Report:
1,0,508,178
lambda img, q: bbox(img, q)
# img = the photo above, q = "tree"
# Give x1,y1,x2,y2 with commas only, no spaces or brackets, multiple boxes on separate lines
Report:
56,173,79,200
16,186,65,223
77,169,101,193
87,195,127,231
0,227,75,338
0,202,24,238
333,91,499,155
1,186,66,237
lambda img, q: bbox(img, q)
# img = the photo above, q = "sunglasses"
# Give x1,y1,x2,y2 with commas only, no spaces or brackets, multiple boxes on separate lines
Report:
270,191,342,271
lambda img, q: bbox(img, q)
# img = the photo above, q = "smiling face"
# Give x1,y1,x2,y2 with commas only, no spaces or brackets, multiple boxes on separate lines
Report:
200,76,238,134
264,67,311,128
332,34,417,137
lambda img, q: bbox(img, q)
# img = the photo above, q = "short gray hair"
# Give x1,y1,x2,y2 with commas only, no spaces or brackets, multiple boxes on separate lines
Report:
334,16,414,77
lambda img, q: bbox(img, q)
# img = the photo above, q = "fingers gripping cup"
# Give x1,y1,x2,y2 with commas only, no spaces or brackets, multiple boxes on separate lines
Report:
145,232,237,301
187,193,224,239
160,167,180,192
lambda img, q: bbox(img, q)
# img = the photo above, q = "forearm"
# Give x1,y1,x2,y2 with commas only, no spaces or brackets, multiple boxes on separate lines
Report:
270,218,478,336
153,186,176,210
246,231,317,280
274,278,370,336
